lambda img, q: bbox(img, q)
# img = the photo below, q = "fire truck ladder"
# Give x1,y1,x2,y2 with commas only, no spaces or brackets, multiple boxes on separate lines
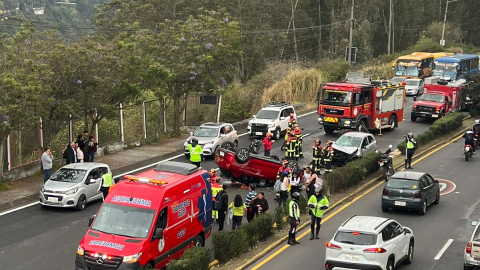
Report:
359,120,370,133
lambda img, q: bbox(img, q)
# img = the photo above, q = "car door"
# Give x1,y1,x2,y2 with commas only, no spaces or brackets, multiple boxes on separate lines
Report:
151,207,170,267
367,135,377,154
84,168,101,201
360,137,369,156
381,223,397,264
226,125,236,143
424,174,437,203
392,222,409,261
419,176,432,204
279,109,289,130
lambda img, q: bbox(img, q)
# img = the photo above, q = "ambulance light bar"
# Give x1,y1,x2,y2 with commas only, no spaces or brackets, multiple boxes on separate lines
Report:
123,175,168,185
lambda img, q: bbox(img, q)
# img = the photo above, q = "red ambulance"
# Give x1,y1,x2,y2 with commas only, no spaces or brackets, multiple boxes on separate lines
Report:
75,161,213,270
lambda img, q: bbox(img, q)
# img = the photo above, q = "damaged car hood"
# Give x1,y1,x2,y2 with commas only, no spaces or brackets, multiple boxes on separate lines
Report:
332,144,359,155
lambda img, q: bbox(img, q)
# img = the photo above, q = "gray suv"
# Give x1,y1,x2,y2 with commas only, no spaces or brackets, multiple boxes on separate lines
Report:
39,162,112,211
184,122,238,158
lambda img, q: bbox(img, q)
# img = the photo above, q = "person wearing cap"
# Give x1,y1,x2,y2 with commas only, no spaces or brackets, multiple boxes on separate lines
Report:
187,138,203,167
288,112,297,129
263,132,274,156
311,138,323,175
404,132,416,169
473,120,480,147
322,140,334,174
308,186,329,240
294,124,303,158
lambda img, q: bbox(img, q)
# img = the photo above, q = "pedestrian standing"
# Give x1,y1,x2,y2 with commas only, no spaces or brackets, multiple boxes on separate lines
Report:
75,142,84,162
304,168,316,199
287,192,301,246
82,131,90,162
211,180,223,222
187,138,203,167
245,184,257,223
323,140,334,174
263,133,274,156
215,184,228,231
290,171,301,196
405,132,416,169
311,139,323,175
63,142,77,164
279,173,289,207
294,125,303,158
41,148,53,183
251,192,269,217
308,186,329,240
100,167,113,200
88,136,98,162
229,194,246,230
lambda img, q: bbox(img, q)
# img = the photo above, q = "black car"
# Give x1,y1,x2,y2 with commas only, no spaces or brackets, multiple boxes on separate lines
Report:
381,171,440,215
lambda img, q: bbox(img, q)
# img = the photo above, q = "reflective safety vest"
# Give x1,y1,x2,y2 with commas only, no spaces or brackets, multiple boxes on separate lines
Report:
289,200,299,219
102,173,113,187
308,194,329,218
406,139,416,149
212,183,223,201
187,144,203,162
312,145,323,159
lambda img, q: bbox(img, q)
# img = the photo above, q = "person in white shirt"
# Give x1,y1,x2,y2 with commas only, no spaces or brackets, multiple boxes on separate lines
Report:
290,171,301,196
279,173,289,207
75,142,84,162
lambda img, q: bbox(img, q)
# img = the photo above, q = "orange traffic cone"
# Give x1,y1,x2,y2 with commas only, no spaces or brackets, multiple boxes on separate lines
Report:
241,184,248,189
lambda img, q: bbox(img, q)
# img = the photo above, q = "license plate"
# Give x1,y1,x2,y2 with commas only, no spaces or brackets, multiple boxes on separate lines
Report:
219,151,225,157
48,197,58,202
394,201,406,206
344,254,359,262
324,117,338,123
466,147,470,151
255,132,263,136
432,114,438,118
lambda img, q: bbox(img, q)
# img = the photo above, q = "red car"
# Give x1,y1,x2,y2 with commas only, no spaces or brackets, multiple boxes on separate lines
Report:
215,147,299,186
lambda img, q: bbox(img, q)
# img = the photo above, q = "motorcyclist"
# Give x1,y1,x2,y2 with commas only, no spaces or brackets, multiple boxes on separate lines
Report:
311,139,323,175
294,124,303,158
473,120,480,146
463,129,476,154
404,132,416,169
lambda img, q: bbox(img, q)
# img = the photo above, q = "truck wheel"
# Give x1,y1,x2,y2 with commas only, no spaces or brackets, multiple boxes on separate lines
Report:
287,161,299,174
235,148,250,164
388,116,397,132
411,114,417,122
274,128,281,140
323,126,334,134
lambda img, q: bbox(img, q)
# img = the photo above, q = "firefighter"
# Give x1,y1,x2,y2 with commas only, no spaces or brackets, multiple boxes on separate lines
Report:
294,124,303,158
311,138,323,175
287,192,301,245
288,112,297,129
209,168,219,184
282,128,291,159
323,140,334,174
404,132,416,169
285,130,297,160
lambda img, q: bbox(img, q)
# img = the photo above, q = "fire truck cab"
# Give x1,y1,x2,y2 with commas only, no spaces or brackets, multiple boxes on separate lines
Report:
317,82,406,134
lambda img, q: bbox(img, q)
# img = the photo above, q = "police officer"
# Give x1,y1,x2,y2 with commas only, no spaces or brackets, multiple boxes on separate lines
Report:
100,168,113,201
187,138,203,167
308,186,329,240
288,112,297,129
311,139,323,175
288,192,301,245
294,124,303,158
323,140,334,174
404,132,416,169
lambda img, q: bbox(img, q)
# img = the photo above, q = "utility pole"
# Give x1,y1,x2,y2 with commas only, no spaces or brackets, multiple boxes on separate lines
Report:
441,0,459,46
387,0,393,54
392,2,395,53
291,0,299,60
347,0,354,64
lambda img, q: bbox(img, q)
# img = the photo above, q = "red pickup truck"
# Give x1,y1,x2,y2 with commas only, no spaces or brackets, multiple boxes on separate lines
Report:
214,147,299,186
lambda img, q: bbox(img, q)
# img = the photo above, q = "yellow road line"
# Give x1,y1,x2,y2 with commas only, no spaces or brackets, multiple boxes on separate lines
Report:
250,132,464,270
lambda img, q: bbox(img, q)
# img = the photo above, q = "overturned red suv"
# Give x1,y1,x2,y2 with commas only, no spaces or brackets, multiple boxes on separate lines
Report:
214,146,299,186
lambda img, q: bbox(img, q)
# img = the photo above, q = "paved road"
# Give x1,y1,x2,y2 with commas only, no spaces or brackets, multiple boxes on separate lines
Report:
0,97,439,270
246,134,477,270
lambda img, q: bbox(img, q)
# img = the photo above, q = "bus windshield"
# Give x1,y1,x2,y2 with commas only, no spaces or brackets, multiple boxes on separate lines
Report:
433,62,457,77
321,90,351,106
395,61,420,77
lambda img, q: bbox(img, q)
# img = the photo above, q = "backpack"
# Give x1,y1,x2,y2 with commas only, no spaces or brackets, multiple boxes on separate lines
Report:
214,193,225,211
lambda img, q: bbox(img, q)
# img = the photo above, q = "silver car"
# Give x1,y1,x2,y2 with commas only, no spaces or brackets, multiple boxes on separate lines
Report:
39,162,111,210
332,131,378,164
184,122,238,157
405,79,424,96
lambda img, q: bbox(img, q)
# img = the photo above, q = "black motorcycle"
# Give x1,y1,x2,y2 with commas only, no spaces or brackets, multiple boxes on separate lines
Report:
379,145,395,181
249,139,263,154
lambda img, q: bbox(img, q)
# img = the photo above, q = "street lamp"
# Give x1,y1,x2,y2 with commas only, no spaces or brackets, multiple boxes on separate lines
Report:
440,0,459,46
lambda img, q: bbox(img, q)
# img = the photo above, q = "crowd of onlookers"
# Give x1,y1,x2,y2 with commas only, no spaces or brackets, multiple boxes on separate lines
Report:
41,130,99,183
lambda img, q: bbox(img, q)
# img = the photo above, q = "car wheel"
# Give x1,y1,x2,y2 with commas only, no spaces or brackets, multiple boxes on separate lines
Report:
381,205,389,212
386,258,394,270
75,195,87,211
433,191,440,204
323,126,334,134
141,263,154,270
235,148,250,164
418,200,427,215
464,264,474,270
194,235,204,247
233,140,238,150
404,241,414,264
221,141,235,151
270,155,280,161
388,115,396,132
274,129,281,140
287,161,299,174
411,114,417,122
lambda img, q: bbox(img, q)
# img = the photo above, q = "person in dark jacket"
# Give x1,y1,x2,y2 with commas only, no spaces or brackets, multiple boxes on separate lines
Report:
215,184,229,231
88,135,99,162
63,142,77,164
82,131,90,162
250,192,269,218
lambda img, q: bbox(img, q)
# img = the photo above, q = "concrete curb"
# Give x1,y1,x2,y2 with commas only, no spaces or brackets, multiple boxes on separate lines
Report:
228,115,472,270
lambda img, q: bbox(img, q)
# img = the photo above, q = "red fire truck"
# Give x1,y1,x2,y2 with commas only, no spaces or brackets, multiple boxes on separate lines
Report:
317,82,406,134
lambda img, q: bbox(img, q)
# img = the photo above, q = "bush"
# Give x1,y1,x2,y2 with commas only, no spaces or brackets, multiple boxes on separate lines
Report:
324,152,381,193
254,213,274,241
298,195,308,215
397,113,464,155
470,106,480,117
166,247,211,270
274,205,285,230
212,230,248,264
241,220,259,248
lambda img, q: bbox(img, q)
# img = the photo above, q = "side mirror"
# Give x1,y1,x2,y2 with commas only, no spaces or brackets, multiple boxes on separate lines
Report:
89,179,97,184
153,228,164,240
88,215,95,227
280,117,286,120
253,115,256,118
413,96,417,101
472,221,479,226
404,228,412,234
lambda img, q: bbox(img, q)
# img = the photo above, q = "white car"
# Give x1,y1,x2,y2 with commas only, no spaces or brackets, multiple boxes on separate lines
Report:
247,102,296,140
464,220,480,269
405,79,424,96
325,215,414,270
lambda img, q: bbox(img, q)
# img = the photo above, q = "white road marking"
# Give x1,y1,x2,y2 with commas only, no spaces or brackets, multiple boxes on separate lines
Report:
303,133,311,138
434,239,454,260
0,110,318,216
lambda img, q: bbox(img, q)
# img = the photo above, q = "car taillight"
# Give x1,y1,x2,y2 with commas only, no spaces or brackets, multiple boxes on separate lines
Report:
382,188,388,196
326,242,342,250
414,191,421,198
467,242,472,254
363,247,387,253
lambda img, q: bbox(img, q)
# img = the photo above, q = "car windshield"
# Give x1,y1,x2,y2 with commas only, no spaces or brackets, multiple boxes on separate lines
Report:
433,62,457,76
418,94,444,103
50,168,87,183
395,61,420,77
335,135,363,148
193,127,219,137
322,90,351,106
386,178,419,190
334,231,377,245
256,109,278,120
91,202,156,239
390,77,406,84
406,80,420,86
